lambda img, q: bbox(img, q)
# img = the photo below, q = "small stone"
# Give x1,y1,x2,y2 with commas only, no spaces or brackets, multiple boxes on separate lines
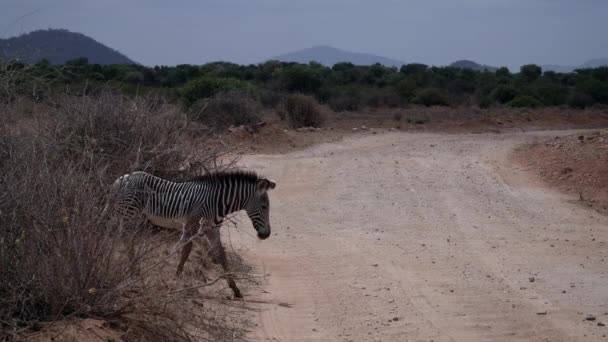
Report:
537,311,548,315
529,277,535,283
372,264,378,267
598,322,606,327
393,317,399,321
586,315,597,321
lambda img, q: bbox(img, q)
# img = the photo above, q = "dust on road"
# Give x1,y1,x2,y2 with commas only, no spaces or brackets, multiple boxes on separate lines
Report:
226,131,608,342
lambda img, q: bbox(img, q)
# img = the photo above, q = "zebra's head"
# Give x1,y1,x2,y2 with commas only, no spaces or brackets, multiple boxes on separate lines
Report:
245,178,276,240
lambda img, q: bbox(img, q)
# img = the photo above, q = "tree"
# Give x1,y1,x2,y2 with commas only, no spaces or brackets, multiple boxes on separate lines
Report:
280,65,323,93
495,67,511,78
520,64,542,82
492,85,517,103
413,88,449,107
179,77,255,107
400,63,428,76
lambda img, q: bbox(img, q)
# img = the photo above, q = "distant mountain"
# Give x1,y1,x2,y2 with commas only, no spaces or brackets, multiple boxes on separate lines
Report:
541,64,575,73
0,29,135,65
542,58,608,73
581,58,608,69
270,45,404,67
450,60,498,72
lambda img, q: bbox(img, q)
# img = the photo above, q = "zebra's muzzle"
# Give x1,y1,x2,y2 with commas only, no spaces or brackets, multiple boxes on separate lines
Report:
257,230,271,240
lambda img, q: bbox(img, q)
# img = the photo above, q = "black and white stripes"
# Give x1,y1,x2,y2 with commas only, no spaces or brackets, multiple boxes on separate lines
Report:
109,169,276,298
111,170,275,239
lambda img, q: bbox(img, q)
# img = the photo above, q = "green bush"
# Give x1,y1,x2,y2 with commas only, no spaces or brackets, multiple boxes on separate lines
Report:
520,64,542,82
395,78,418,100
568,92,594,109
285,94,324,128
190,91,262,129
531,84,568,105
508,95,543,108
122,71,144,84
576,77,608,104
413,88,449,107
180,77,254,107
478,96,494,109
328,95,361,112
365,92,402,108
258,89,284,108
492,85,517,104
280,65,323,93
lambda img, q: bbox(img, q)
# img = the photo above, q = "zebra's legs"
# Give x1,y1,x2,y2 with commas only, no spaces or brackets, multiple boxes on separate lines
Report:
176,240,194,276
176,219,202,277
172,225,188,255
204,225,242,299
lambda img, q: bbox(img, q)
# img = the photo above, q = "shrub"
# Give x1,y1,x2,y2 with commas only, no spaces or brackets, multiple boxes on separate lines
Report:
520,64,542,82
568,92,594,109
0,91,240,341
179,77,255,108
508,95,543,108
478,96,494,109
395,78,417,100
122,71,144,84
531,84,569,106
190,91,262,130
413,88,449,107
365,91,402,108
258,89,284,108
285,94,324,128
328,95,361,112
492,84,517,104
280,65,323,93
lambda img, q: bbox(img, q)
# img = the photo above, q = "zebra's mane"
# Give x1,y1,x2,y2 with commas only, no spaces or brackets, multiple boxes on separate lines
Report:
187,169,261,184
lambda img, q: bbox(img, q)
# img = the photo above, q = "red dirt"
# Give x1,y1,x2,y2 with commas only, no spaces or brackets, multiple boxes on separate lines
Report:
221,106,608,155
513,129,608,215
24,319,123,342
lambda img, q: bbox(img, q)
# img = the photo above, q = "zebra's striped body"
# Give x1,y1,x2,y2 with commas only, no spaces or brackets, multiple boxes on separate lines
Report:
110,170,276,298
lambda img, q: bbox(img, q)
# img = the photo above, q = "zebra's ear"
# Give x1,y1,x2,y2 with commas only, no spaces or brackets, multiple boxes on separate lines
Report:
267,180,276,189
256,178,276,193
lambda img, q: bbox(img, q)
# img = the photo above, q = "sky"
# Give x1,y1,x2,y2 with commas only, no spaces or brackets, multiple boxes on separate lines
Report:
1,0,607,69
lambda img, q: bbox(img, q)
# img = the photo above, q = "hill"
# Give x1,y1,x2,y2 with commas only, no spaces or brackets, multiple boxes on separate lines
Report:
450,60,498,72
0,29,135,65
543,58,608,73
271,45,404,67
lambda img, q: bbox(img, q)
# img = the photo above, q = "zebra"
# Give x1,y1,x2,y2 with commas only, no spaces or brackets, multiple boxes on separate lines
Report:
108,170,276,298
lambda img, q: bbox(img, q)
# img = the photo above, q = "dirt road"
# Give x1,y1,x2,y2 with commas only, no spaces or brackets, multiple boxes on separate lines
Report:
229,131,608,341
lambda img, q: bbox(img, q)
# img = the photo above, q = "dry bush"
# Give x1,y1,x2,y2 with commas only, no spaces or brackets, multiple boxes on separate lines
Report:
285,94,325,128
0,60,59,105
328,95,361,112
190,91,262,130
0,90,248,341
258,89,284,109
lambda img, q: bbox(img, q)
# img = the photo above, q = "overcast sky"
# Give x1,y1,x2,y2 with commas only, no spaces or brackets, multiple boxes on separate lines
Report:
2,0,607,69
